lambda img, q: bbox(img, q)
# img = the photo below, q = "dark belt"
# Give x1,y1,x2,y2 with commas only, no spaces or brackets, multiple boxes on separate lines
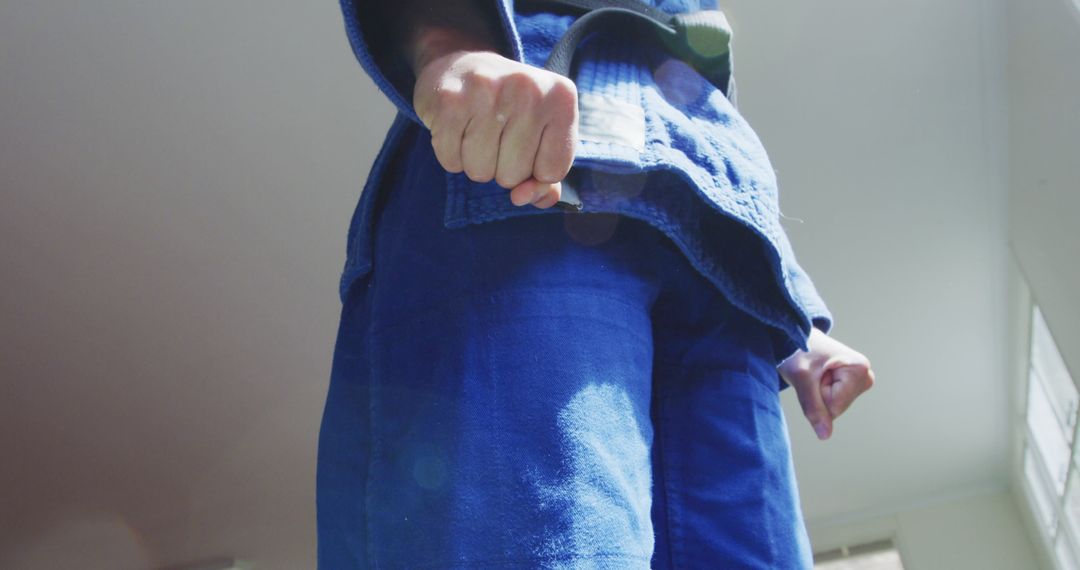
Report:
515,0,737,212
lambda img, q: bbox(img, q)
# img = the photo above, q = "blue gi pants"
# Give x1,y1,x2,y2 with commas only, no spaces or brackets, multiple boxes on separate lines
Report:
316,128,814,569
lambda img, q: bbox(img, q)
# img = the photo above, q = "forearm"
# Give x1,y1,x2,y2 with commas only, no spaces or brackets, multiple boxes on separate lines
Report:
378,0,507,73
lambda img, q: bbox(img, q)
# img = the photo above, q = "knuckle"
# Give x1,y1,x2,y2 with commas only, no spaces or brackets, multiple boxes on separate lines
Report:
501,73,543,106
433,89,464,114
548,76,579,105
464,70,499,94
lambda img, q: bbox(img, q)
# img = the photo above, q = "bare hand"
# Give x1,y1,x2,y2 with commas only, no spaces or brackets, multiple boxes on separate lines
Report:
413,49,579,209
777,328,876,440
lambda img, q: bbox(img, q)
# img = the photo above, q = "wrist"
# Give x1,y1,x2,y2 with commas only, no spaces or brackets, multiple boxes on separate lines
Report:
777,329,829,374
408,24,501,74
777,349,809,375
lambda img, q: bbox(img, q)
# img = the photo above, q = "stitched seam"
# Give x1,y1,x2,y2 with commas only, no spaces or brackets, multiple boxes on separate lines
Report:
657,391,688,570
652,391,677,570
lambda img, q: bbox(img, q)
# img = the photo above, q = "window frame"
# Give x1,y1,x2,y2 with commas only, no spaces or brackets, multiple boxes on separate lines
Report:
1015,294,1080,570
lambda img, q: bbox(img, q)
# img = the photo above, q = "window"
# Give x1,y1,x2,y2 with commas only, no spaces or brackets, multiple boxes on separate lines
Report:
813,538,905,569
1020,304,1080,569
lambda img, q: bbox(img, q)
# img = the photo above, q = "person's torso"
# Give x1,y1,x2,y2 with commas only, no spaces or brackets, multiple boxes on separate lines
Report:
340,0,820,364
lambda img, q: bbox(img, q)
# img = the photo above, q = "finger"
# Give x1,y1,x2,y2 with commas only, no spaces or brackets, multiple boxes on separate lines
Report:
509,178,558,207
429,105,469,174
530,182,563,209
414,87,435,131
460,111,504,183
793,372,833,440
494,113,544,189
533,117,576,184
413,66,455,131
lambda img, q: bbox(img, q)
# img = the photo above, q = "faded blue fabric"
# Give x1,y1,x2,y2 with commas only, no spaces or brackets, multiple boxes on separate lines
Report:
337,0,834,379
316,125,815,568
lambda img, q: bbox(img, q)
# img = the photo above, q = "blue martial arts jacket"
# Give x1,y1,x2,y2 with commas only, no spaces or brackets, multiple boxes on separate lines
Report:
336,0,834,390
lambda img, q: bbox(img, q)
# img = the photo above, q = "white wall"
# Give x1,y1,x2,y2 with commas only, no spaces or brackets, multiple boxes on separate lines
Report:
726,0,1014,524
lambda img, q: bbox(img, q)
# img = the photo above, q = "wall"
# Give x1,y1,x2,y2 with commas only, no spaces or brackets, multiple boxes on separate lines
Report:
1005,1,1080,565
808,488,1042,569
0,0,1055,567
1007,0,1080,378
725,0,1014,524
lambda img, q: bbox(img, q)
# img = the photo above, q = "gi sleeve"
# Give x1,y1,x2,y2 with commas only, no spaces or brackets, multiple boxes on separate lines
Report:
777,228,834,337
337,0,520,127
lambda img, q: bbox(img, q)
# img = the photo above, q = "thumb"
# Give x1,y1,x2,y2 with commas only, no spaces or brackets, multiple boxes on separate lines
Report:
510,178,561,208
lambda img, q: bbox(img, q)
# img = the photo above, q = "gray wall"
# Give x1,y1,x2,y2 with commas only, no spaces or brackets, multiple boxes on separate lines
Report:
0,2,393,567
0,0,1058,567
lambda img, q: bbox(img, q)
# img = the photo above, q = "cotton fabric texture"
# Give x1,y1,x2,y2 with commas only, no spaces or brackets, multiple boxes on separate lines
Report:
322,0,830,567
338,0,834,379
317,125,815,568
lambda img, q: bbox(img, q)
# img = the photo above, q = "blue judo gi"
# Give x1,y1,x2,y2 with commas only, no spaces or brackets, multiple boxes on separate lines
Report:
319,0,834,567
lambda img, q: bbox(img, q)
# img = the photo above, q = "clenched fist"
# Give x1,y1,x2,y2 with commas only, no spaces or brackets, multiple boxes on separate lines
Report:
777,328,876,441
412,46,579,209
